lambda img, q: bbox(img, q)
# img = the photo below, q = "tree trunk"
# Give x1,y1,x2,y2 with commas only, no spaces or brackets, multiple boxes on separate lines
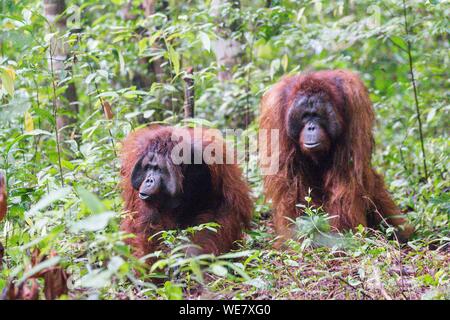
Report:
211,0,242,82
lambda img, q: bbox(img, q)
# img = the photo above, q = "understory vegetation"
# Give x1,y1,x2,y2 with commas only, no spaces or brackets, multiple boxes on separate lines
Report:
0,0,448,300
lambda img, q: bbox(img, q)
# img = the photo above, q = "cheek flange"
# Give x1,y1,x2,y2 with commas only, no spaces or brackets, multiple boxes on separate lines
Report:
324,102,342,139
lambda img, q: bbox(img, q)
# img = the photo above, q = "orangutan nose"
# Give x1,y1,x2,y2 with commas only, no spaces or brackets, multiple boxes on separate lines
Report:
139,192,150,200
307,123,317,131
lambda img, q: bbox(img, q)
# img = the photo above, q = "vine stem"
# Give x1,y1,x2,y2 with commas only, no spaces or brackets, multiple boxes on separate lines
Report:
49,37,65,187
402,0,428,180
87,62,117,158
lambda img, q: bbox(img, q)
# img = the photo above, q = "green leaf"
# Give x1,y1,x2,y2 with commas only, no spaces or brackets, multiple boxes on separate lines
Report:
149,30,162,46
112,48,125,76
199,32,211,52
85,72,97,84
123,90,150,99
24,111,34,132
22,9,32,24
189,259,204,282
20,225,65,251
282,54,289,71
245,277,267,289
426,108,437,123
284,259,299,267
218,250,254,259
61,159,75,170
77,269,112,289
19,256,61,283
108,256,125,273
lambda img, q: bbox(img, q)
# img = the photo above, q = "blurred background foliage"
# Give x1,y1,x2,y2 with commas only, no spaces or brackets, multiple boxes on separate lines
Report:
0,0,448,299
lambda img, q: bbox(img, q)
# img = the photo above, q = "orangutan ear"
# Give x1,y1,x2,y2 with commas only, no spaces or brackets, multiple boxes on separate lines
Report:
180,142,212,203
286,95,308,141
131,155,146,190
165,157,182,197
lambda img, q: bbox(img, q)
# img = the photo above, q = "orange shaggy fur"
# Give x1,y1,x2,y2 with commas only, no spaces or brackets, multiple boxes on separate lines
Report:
0,172,6,221
260,70,414,242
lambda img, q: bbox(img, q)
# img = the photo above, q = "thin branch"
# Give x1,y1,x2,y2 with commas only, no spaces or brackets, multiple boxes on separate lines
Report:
336,276,375,300
372,265,392,300
386,36,408,53
243,22,255,179
365,196,409,298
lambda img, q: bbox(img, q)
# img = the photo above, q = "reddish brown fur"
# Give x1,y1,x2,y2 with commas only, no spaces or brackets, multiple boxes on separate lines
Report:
120,126,253,258
260,70,414,243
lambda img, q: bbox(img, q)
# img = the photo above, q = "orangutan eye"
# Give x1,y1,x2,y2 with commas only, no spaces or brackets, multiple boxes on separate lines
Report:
302,112,319,122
